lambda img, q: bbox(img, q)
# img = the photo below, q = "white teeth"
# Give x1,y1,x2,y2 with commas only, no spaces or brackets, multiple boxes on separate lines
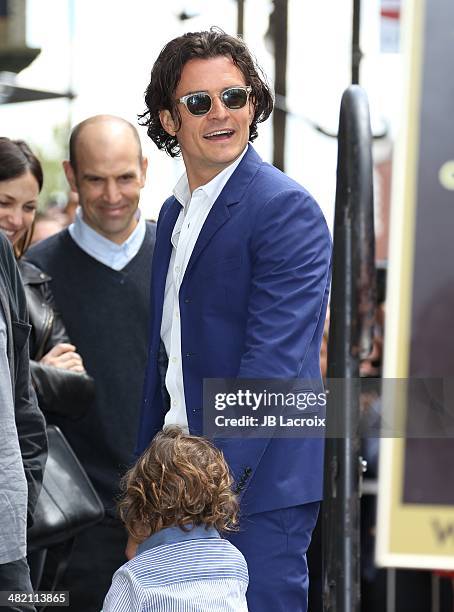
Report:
205,130,233,137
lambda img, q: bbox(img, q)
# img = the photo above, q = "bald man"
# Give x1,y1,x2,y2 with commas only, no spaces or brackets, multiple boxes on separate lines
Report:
27,115,156,611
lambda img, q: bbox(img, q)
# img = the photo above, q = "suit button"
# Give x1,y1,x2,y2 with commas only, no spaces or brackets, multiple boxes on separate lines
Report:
184,298,191,303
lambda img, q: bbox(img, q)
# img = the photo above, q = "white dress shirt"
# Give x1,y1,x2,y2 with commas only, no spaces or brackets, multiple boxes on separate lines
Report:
69,208,146,270
161,147,248,430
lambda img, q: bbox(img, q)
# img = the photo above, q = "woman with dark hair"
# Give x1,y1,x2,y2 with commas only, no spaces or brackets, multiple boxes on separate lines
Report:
0,137,95,588
0,136,94,422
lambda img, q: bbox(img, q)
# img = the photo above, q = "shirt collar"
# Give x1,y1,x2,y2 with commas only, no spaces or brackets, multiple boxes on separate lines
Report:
137,524,220,555
173,145,248,210
68,207,146,270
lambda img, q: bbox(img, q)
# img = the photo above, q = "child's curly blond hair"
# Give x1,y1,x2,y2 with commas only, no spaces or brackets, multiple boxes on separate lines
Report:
118,427,239,541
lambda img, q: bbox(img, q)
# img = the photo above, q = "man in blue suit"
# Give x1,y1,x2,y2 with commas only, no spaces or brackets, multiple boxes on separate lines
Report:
136,29,331,611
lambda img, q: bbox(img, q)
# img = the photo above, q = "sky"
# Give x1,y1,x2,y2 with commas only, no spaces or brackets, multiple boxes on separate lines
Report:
0,0,403,225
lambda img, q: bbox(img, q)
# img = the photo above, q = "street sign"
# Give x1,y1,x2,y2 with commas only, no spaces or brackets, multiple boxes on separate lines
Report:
376,0,454,569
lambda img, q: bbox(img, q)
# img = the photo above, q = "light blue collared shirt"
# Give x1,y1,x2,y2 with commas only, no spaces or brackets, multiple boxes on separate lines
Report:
68,208,146,271
103,524,249,611
137,524,221,554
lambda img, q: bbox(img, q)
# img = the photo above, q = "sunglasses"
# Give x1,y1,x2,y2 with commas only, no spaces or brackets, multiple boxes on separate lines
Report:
177,86,252,117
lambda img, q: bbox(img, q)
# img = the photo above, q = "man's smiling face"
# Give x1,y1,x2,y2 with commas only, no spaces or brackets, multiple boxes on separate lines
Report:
160,55,254,191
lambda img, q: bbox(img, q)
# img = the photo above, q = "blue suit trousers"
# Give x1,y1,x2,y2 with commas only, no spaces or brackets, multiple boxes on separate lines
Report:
226,502,320,612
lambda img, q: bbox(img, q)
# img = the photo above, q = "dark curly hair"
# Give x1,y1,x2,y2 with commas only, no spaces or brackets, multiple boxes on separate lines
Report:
118,426,239,542
0,137,43,258
138,28,274,157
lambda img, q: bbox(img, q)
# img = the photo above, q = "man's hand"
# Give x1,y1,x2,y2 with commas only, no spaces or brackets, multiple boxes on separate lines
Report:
40,343,86,373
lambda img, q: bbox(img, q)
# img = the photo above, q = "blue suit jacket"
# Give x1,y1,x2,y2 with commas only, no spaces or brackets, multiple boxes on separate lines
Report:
137,145,331,515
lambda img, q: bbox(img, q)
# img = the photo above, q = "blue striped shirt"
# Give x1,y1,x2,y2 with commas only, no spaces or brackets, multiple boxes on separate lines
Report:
102,525,249,611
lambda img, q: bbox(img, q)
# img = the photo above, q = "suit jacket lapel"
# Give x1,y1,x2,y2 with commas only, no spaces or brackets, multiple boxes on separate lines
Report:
184,194,231,280
184,145,262,281
151,198,180,342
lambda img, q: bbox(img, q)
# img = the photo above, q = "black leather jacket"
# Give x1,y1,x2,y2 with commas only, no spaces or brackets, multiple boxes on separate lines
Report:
0,234,47,523
18,259,95,418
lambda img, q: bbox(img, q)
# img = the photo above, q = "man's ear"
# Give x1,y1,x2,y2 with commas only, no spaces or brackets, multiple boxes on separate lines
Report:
63,160,77,192
248,99,255,126
139,156,148,188
159,109,177,136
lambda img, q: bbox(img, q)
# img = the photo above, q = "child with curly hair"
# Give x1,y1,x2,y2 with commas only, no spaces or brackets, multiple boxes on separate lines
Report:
102,427,249,611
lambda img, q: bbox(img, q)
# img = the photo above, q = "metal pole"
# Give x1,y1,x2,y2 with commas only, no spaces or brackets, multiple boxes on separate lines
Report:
68,0,76,126
322,85,375,612
352,0,362,84
386,569,396,612
272,0,288,172
237,0,245,38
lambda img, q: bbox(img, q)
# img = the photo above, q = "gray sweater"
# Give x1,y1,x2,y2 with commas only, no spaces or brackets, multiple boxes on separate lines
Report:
27,223,156,515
